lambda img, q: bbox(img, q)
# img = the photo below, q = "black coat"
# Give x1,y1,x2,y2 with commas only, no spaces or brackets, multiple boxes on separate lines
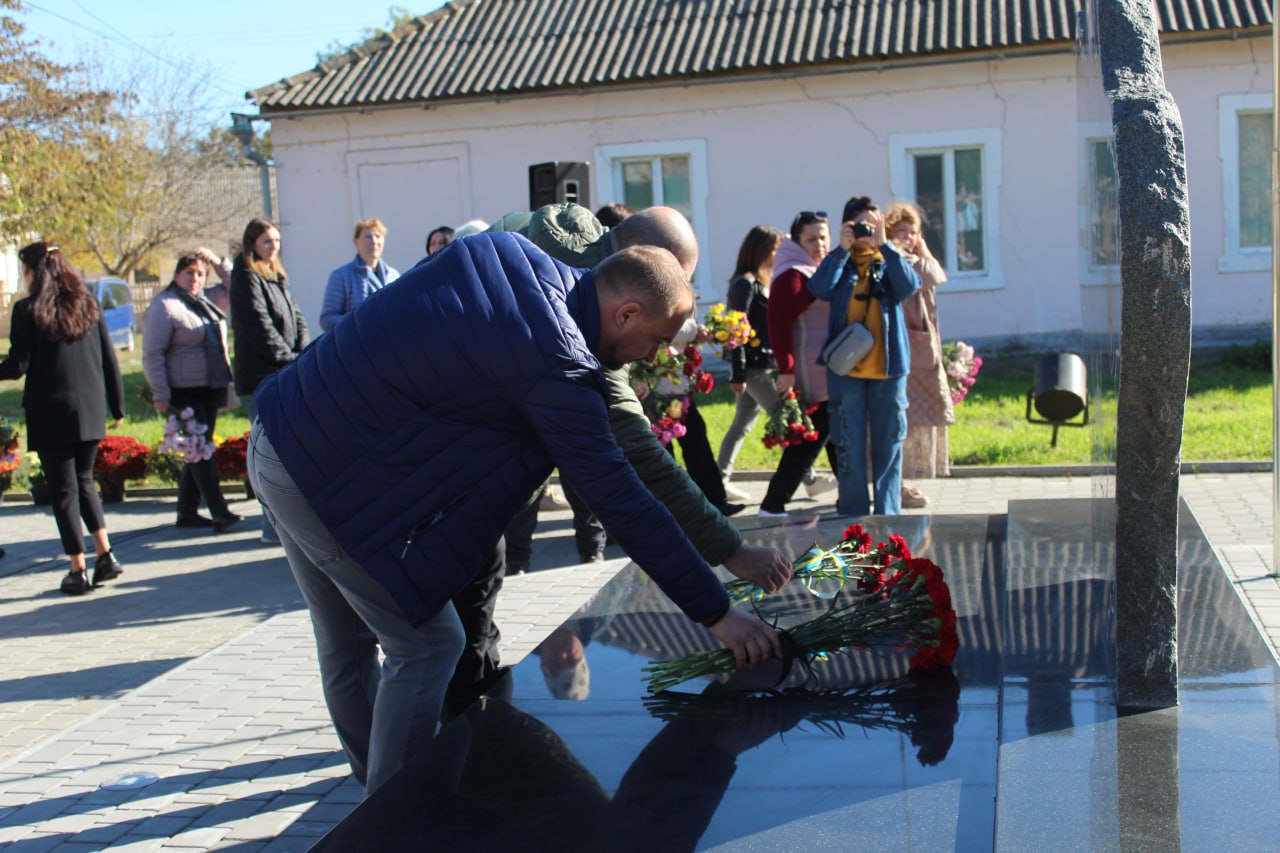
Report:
229,257,309,396
724,273,774,383
0,298,125,451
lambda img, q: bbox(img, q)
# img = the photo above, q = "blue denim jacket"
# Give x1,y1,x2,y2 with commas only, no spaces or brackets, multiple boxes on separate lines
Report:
320,255,400,331
806,242,922,378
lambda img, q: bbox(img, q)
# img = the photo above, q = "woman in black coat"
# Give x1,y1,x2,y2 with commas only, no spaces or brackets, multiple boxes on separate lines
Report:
229,217,307,544
0,242,126,594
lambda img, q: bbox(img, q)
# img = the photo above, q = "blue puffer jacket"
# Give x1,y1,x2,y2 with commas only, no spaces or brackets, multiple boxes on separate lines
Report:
254,233,729,626
807,243,922,378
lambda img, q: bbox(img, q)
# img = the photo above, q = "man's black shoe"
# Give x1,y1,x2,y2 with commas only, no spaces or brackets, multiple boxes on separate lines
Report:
60,570,92,595
176,514,215,528
717,502,747,517
212,513,245,533
92,550,123,584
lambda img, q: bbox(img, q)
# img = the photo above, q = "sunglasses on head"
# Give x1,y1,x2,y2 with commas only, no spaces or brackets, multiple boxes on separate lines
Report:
796,210,828,221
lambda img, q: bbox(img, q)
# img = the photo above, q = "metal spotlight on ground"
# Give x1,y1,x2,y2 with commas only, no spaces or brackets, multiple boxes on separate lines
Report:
1025,352,1089,447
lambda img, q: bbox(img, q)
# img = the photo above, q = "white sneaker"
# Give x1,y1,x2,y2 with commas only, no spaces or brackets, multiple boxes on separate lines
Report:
723,480,752,502
901,484,929,509
757,508,788,518
540,485,571,510
804,473,838,498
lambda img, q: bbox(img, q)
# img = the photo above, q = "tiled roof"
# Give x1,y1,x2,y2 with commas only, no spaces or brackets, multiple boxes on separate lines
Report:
249,0,1270,113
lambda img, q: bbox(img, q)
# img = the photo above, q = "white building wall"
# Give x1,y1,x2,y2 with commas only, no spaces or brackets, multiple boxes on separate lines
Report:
264,38,1267,347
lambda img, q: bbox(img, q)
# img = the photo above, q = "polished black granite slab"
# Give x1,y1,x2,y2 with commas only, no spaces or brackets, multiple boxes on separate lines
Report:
315,500,1280,851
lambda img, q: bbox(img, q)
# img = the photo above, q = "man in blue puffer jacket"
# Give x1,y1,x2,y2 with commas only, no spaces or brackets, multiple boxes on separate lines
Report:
247,232,781,796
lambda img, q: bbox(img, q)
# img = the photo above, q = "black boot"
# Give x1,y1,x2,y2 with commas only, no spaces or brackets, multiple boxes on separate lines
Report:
92,550,123,585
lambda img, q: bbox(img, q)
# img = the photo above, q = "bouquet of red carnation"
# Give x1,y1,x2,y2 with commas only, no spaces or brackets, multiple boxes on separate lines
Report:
630,344,714,445
644,523,958,693
725,523,912,603
94,435,149,487
214,433,249,480
762,388,820,449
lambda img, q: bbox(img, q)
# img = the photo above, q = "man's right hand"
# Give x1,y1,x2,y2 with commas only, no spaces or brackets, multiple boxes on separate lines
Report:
723,543,792,593
707,608,782,669
730,382,746,395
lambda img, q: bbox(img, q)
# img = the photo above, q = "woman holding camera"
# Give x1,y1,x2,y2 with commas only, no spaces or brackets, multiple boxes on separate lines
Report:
0,242,125,594
808,196,922,517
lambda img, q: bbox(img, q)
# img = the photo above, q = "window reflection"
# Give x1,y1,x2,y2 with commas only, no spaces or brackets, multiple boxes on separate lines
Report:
1089,139,1119,267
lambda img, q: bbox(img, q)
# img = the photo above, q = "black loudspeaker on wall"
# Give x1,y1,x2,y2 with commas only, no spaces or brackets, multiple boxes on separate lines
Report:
528,161,590,209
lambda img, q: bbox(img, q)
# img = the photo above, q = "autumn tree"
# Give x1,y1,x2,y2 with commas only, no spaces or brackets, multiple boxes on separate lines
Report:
0,0,114,244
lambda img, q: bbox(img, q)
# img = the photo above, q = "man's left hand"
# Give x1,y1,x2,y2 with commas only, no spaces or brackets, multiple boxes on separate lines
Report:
723,543,792,594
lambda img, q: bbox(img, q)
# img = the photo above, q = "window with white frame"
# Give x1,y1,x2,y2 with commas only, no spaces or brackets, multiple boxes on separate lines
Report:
1219,93,1272,272
595,139,710,294
889,129,1003,290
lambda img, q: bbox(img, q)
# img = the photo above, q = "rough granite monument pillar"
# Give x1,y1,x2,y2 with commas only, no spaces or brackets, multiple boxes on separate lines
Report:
1099,1,1192,709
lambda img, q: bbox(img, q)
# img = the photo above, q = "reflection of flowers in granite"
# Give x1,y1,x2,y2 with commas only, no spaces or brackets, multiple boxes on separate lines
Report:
645,524,959,693
644,666,961,767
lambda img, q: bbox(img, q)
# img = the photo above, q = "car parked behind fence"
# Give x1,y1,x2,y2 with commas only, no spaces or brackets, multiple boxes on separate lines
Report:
88,277,136,350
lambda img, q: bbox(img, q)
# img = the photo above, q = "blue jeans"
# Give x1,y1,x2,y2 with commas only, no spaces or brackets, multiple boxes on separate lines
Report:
248,422,465,796
827,372,908,516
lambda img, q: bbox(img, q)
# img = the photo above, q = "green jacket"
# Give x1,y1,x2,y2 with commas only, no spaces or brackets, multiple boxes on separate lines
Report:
489,204,742,565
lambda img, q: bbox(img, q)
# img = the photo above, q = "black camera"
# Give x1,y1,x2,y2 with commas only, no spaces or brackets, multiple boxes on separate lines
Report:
851,222,875,239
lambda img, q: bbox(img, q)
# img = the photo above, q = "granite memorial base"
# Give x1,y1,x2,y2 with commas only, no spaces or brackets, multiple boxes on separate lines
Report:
315,499,1280,851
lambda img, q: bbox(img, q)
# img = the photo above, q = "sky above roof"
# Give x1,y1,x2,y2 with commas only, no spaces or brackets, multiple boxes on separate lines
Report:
16,0,449,129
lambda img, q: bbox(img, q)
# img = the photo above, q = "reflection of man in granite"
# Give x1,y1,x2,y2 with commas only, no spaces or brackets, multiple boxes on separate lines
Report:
247,233,783,796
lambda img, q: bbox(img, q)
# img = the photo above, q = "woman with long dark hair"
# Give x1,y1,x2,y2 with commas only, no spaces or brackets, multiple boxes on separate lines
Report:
143,252,242,532
230,217,308,544
0,242,125,594
715,224,783,497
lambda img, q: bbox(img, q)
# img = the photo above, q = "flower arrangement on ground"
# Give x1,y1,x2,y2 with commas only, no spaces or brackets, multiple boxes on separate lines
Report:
94,435,149,492
0,419,20,494
643,522,958,693
214,432,250,482
629,344,715,446
704,303,757,350
762,388,820,449
942,340,983,405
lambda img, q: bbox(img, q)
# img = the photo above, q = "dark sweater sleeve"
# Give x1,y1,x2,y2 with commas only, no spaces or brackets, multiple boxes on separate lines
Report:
0,302,32,381
724,276,753,384
97,316,126,420
605,367,742,566
767,269,814,376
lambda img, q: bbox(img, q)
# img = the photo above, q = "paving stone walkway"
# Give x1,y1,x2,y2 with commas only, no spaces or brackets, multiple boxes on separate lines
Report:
0,472,1273,850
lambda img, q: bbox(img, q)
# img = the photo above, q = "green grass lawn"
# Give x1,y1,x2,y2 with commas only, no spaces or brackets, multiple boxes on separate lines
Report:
0,335,1270,490
692,347,1272,470
0,333,251,488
